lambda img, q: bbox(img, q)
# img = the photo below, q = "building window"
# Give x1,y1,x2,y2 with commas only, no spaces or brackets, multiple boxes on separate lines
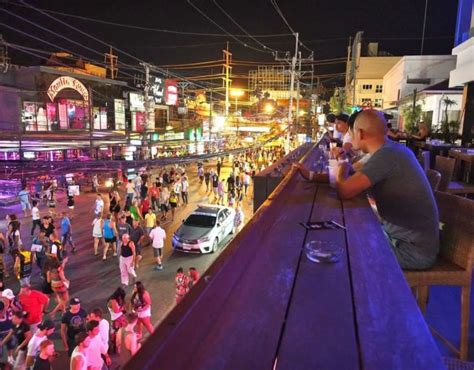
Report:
375,85,383,93
362,84,373,91
361,98,372,105
374,99,383,107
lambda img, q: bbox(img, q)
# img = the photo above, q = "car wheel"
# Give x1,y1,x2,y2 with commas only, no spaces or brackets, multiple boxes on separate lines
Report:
211,238,219,253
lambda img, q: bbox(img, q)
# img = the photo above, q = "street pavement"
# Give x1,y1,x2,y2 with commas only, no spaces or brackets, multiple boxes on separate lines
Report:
0,158,254,369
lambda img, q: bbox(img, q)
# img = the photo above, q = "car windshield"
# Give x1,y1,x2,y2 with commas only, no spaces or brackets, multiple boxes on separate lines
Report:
184,214,216,228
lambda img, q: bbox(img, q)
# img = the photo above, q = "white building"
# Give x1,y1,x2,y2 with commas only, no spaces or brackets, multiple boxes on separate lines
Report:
382,55,457,110
449,0,474,144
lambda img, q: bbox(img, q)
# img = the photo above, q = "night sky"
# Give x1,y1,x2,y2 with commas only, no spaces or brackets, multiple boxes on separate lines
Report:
0,0,459,88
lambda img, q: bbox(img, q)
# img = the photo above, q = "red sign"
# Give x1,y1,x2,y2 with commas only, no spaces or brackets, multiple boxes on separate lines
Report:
165,79,178,106
135,112,146,133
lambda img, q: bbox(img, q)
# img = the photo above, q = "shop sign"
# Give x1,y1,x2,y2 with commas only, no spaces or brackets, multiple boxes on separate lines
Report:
114,99,126,130
47,76,89,102
150,76,165,104
129,93,145,110
165,79,178,106
163,131,184,141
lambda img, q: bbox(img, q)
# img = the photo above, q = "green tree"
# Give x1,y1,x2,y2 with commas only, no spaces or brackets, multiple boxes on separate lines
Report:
437,97,459,143
329,88,351,114
401,103,423,134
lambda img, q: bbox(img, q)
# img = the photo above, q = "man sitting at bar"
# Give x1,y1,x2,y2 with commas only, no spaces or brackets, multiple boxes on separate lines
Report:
295,109,439,270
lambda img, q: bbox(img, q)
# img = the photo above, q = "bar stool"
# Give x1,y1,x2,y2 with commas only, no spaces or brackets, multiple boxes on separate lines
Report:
404,192,474,360
436,155,474,195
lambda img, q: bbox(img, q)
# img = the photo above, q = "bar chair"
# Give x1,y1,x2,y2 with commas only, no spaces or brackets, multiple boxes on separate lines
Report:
404,192,474,360
425,169,441,192
435,155,474,195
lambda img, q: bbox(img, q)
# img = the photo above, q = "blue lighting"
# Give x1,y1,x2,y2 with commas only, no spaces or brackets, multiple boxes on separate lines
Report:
455,0,474,46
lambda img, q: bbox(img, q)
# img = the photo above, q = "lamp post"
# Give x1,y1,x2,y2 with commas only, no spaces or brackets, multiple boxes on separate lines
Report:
230,89,244,138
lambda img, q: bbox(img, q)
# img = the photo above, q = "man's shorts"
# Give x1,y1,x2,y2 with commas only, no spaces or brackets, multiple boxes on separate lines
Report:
153,248,163,257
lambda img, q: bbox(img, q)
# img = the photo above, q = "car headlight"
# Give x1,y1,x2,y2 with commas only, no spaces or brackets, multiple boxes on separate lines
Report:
198,237,210,243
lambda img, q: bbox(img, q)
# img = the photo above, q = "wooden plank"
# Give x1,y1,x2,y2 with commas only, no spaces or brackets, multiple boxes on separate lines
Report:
342,195,445,370
276,185,359,370
126,171,317,370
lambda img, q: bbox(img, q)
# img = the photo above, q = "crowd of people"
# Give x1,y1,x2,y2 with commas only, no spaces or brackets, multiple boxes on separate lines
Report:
0,146,289,368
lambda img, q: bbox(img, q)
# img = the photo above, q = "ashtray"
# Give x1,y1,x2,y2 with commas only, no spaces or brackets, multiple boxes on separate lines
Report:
305,240,342,263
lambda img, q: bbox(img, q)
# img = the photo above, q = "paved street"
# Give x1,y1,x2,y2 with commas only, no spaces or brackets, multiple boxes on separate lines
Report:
0,158,254,368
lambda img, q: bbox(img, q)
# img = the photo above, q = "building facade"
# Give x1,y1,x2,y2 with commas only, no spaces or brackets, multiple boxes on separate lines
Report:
449,0,474,144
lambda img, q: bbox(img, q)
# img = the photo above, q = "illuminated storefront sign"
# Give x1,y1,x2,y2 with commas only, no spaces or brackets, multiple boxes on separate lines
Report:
150,77,165,104
114,99,126,130
47,76,89,102
165,79,178,106
129,93,145,110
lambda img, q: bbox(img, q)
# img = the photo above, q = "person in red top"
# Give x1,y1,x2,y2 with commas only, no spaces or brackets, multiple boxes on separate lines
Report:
18,283,49,334
140,197,151,215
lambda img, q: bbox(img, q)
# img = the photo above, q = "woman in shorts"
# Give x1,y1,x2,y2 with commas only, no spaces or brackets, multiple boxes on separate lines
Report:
169,191,178,222
91,213,105,256
102,213,117,260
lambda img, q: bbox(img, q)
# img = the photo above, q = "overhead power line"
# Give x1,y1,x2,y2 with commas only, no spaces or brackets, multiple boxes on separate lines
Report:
270,0,313,54
186,0,274,54
1,1,292,38
17,0,225,97
212,0,284,54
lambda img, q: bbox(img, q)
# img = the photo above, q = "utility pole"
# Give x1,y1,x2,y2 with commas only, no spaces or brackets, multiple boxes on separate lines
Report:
287,32,299,153
104,46,118,79
209,85,213,142
141,62,151,159
295,51,302,135
88,87,94,159
420,0,429,55
222,42,232,118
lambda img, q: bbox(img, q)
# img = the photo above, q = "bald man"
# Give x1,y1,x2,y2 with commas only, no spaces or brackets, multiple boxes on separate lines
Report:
296,109,439,270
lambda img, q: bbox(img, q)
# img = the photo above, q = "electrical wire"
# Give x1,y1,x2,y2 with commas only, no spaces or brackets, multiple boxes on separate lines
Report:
212,0,285,54
270,0,313,54
1,0,294,38
186,0,273,54
17,0,225,97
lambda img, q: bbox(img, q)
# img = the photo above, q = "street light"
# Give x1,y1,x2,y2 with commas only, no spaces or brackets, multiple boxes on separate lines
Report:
264,103,274,114
230,89,244,113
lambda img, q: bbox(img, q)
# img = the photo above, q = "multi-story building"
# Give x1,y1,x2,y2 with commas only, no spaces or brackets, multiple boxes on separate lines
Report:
449,0,474,144
248,66,291,101
345,39,401,108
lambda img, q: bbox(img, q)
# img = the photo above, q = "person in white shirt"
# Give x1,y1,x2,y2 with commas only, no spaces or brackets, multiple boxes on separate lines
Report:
85,320,110,370
173,180,182,206
125,180,135,208
180,176,189,205
87,308,109,352
94,194,104,218
25,320,55,368
31,200,41,236
149,220,166,270
70,332,90,370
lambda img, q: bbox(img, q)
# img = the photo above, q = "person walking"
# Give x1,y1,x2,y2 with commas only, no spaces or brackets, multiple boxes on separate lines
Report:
119,234,137,287
91,214,105,257
46,259,69,318
204,168,210,192
217,179,225,205
31,200,41,237
14,244,34,286
159,186,170,221
188,267,200,289
32,230,48,275
107,288,126,354
125,180,135,209
46,190,56,218
116,215,132,257
131,282,153,337
25,320,55,368
70,332,90,370
116,313,139,364
181,176,189,205
102,213,118,261
129,220,145,269
211,172,219,199
175,267,189,304
19,186,32,218
169,191,178,222
61,212,76,255
61,298,87,357
233,205,245,234
87,308,109,356
93,194,104,218
144,208,156,235
84,320,111,370
149,220,166,270
32,339,54,370
18,284,49,335
0,310,32,369
243,172,251,196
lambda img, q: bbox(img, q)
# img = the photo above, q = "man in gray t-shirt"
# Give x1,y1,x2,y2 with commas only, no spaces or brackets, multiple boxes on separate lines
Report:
335,110,439,270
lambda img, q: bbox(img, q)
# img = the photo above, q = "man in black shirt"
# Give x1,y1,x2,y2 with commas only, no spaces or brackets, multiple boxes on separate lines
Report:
33,339,54,370
40,217,55,239
1,311,31,368
129,220,145,268
61,298,86,357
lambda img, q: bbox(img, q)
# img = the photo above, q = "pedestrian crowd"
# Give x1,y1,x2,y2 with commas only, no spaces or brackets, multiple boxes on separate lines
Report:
0,147,287,368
